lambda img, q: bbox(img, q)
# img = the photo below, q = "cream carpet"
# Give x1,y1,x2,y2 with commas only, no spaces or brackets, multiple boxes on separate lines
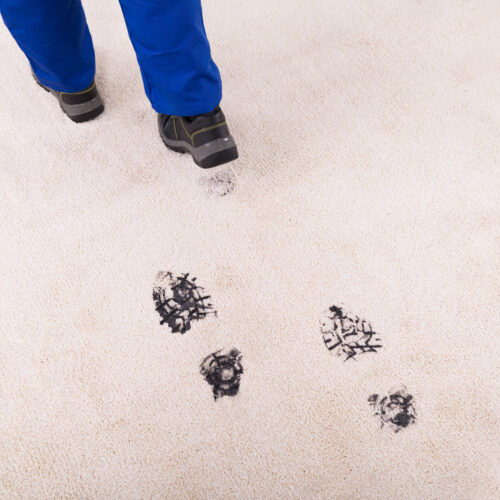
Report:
1,0,499,498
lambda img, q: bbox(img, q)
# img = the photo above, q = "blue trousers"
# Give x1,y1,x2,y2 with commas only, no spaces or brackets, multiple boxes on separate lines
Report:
0,0,222,115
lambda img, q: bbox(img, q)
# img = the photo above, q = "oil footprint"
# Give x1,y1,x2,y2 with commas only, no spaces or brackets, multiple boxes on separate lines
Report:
320,305,382,361
200,348,243,400
368,386,416,432
153,271,216,334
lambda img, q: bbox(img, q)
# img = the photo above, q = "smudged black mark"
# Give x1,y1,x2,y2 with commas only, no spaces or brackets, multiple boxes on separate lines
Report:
320,305,382,361
200,170,235,197
369,386,416,432
200,348,243,400
153,271,216,334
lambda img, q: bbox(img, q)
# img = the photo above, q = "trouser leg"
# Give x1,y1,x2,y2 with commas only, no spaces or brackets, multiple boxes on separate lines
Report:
0,0,95,92
117,0,222,116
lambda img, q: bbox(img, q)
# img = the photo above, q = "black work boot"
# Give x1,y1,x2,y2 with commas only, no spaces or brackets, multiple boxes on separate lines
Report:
34,74,104,123
158,106,238,168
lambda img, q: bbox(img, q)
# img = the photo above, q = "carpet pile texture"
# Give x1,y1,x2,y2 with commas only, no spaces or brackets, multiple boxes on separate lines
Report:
1,1,499,498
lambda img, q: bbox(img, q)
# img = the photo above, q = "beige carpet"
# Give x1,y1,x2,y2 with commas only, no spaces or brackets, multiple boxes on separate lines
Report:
1,0,499,498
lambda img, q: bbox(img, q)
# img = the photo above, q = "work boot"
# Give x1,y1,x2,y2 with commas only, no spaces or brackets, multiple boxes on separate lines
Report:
158,107,238,168
34,75,104,123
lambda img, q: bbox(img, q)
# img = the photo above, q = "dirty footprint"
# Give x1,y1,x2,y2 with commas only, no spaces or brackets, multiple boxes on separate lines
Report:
199,169,236,197
368,386,416,432
153,271,216,333
200,348,243,400
320,305,382,361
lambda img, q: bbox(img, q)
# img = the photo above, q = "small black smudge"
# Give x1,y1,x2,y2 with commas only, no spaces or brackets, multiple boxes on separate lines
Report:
200,170,236,197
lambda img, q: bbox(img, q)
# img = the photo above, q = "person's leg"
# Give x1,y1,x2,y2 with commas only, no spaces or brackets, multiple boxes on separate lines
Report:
0,0,95,93
117,0,236,168
117,0,222,116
